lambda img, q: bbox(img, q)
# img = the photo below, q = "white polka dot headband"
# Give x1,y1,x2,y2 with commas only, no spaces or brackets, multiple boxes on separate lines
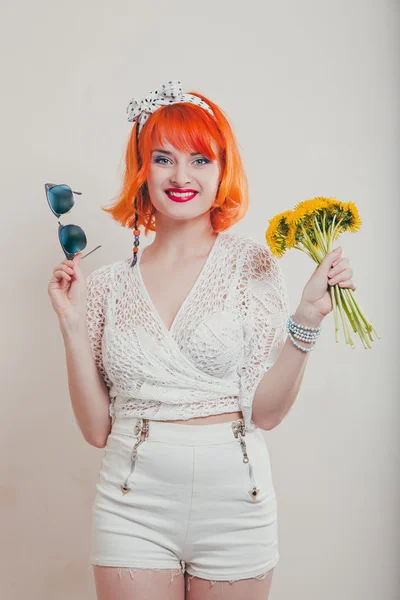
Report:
126,79,215,136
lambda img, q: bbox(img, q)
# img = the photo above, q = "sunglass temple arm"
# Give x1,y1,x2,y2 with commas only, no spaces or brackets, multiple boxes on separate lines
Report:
79,245,102,259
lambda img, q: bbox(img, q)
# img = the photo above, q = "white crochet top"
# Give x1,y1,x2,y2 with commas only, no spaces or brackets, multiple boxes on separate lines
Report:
85,231,290,433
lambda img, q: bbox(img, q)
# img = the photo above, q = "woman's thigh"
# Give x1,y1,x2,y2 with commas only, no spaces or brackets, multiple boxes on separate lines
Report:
185,568,275,600
93,565,185,600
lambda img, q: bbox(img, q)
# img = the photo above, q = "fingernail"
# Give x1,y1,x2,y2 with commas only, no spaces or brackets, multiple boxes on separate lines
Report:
334,247,342,253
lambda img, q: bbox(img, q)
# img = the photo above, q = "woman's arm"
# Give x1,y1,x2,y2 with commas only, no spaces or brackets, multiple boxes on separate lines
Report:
60,318,111,447
252,302,323,430
59,264,114,448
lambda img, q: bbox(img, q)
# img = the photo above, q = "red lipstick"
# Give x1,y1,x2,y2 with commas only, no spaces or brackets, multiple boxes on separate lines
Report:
165,188,198,203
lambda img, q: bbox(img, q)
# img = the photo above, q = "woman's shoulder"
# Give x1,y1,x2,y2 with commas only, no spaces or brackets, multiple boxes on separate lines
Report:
223,231,284,300
86,257,130,288
222,230,275,263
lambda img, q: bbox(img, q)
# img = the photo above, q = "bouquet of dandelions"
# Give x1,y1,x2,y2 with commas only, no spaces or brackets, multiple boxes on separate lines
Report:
266,196,380,350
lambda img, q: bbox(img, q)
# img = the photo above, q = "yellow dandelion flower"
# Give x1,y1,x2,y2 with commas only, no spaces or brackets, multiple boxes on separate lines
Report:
265,210,292,257
346,201,362,232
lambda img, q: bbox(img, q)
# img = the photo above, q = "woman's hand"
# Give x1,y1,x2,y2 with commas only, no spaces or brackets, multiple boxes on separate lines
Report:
47,253,87,325
300,247,357,319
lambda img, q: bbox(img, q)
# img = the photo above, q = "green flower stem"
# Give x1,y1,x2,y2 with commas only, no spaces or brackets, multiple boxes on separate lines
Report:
322,212,327,240
300,224,321,261
334,286,372,349
342,291,367,348
343,290,365,332
334,282,354,347
328,215,337,250
343,288,381,340
346,290,374,334
329,215,344,250
329,282,339,342
345,292,370,349
294,244,314,260
334,285,348,344
335,294,350,344
313,215,328,253
338,285,356,332
343,290,363,327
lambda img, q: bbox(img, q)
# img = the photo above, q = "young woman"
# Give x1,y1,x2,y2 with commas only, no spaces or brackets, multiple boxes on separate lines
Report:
48,80,355,600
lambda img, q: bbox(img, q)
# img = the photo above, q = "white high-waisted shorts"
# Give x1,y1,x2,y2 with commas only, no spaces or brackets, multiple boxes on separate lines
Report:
90,416,279,583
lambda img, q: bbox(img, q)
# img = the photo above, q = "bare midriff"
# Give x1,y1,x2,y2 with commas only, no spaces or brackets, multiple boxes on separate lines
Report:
159,410,243,426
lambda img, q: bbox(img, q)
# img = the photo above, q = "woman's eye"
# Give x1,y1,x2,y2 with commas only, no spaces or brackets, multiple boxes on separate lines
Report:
153,156,210,166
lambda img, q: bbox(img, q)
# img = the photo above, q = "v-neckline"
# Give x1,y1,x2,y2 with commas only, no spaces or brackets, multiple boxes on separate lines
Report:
135,232,222,338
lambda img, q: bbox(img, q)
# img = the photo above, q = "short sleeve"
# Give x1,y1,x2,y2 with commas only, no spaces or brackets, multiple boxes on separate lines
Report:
238,242,290,432
85,265,113,394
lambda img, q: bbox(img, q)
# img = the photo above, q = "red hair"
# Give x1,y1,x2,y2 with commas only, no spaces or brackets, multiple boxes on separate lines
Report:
102,91,249,236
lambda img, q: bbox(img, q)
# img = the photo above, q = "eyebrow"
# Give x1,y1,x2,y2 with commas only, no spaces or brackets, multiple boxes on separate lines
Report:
152,148,203,156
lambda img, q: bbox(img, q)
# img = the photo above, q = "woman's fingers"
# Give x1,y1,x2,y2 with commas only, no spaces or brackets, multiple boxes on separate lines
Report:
338,280,357,291
328,267,353,285
56,270,71,281
54,264,74,275
53,261,76,282
328,257,349,278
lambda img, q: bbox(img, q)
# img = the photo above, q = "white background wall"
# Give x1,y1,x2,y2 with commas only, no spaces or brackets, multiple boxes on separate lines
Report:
0,0,398,598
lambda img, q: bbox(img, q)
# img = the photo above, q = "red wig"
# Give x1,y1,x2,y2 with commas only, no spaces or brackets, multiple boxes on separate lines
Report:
102,91,249,236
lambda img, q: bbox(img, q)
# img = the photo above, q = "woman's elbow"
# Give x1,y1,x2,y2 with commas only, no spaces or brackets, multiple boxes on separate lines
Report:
82,423,111,448
253,412,282,431
88,436,108,448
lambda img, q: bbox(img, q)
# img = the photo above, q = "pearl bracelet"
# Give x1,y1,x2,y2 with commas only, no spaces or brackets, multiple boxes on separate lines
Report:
286,314,323,353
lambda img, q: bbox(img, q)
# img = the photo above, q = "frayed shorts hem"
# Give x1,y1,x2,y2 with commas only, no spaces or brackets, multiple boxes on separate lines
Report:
184,553,280,583
89,553,279,583
89,559,183,570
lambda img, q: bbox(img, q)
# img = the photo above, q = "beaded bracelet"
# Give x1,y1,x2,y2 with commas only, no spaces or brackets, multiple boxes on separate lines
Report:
286,314,323,353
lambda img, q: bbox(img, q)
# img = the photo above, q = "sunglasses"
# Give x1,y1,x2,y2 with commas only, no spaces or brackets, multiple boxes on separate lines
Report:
45,183,101,260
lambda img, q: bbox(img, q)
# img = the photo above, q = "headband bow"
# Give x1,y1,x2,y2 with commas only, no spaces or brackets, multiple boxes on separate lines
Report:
126,79,214,135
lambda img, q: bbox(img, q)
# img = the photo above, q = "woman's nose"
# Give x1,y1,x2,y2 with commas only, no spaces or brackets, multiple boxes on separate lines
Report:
170,163,191,186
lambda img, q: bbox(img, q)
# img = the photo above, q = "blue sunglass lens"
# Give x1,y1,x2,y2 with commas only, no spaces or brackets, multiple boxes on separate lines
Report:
60,225,87,254
48,185,74,215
